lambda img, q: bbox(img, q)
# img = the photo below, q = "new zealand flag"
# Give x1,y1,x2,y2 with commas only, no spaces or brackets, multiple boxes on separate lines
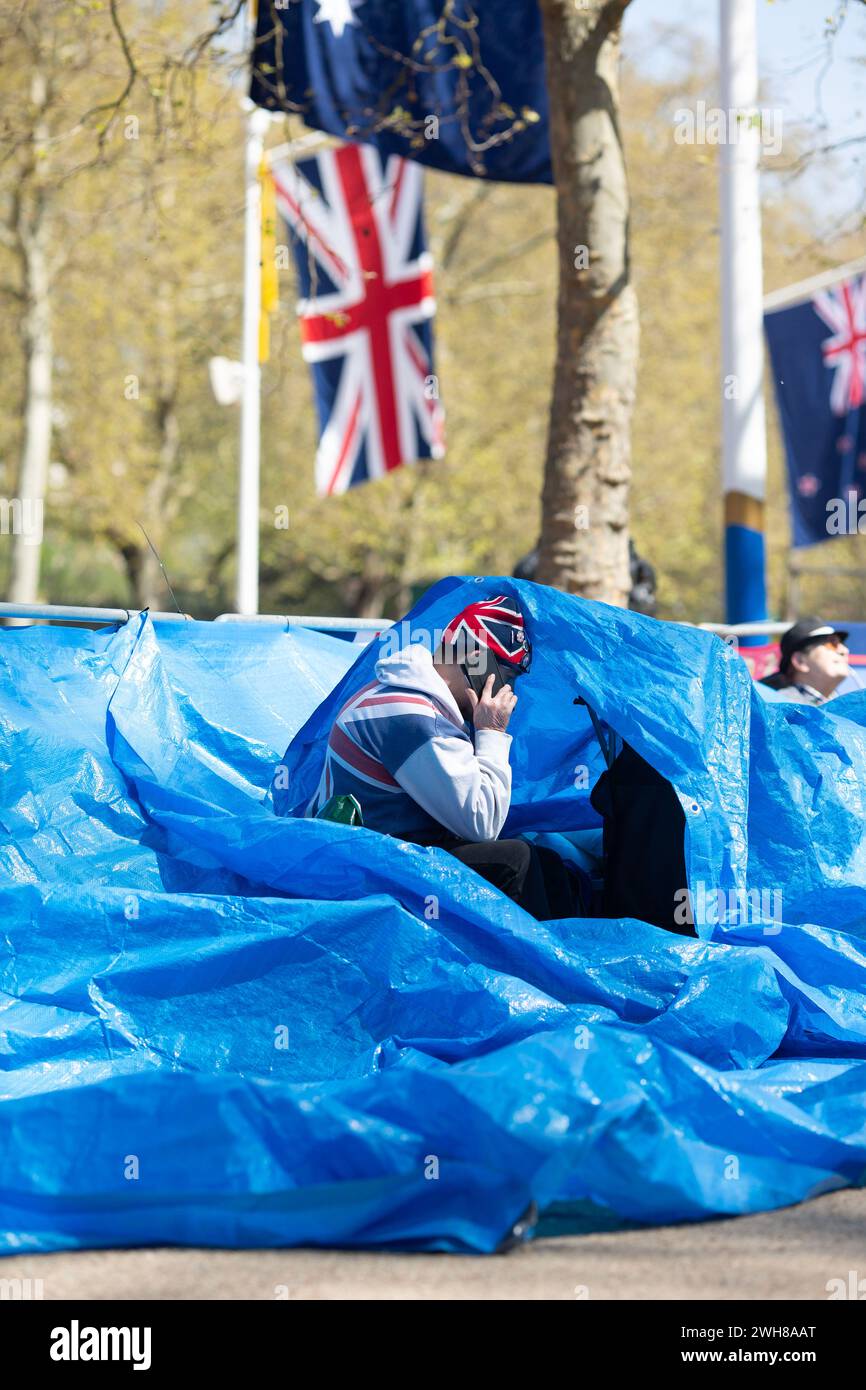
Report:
250,0,551,183
764,273,866,547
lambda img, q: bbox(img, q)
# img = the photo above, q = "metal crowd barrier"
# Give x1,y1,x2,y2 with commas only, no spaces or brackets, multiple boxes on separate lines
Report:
0,604,187,626
0,602,389,636
0,606,807,640
214,614,388,632
0,606,849,649
697,621,790,639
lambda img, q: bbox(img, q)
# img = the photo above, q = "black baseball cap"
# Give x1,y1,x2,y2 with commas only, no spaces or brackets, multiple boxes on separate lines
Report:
779,616,849,672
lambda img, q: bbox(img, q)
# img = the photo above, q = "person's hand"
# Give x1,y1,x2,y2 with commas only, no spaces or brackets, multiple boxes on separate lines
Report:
467,673,517,733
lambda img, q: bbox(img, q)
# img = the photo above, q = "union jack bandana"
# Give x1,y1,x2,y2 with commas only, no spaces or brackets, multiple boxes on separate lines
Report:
441,596,531,673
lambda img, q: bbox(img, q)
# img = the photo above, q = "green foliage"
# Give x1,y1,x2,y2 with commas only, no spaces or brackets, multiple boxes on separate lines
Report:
0,7,861,621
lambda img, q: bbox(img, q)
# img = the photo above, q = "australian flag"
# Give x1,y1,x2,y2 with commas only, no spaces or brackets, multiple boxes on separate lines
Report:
273,143,445,494
764,273,866,547
250,0,551,183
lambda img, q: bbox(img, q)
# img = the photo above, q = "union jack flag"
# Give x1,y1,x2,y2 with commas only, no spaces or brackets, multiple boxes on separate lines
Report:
814,275,866,417
441,596,531,670
272,143,445,496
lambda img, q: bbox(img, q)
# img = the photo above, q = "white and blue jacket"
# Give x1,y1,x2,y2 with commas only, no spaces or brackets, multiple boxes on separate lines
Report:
307,644,512,842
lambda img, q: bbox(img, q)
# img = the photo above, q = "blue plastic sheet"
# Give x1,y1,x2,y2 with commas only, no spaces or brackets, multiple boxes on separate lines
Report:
2,579,866,1255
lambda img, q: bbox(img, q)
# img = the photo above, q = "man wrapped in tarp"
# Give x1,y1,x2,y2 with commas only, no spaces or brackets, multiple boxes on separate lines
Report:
303,595,585,920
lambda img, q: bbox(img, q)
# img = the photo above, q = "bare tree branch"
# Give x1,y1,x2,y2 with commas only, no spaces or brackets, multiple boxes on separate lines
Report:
76,0,138,145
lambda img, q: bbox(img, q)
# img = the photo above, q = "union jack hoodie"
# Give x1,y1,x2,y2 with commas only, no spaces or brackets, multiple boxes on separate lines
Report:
307,643,512,842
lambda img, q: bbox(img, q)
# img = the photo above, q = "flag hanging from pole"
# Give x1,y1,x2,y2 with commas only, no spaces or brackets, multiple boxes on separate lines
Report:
250,0,551,184
272,143,445,496
764,270,866,547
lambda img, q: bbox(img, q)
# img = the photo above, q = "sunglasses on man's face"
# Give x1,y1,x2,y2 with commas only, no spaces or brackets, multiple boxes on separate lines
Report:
805,636,846,655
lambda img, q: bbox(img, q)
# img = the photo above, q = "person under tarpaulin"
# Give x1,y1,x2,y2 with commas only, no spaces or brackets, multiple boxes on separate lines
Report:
306,595,584,920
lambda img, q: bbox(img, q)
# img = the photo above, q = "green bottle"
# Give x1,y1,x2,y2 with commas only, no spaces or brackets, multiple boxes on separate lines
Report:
316,793,364,827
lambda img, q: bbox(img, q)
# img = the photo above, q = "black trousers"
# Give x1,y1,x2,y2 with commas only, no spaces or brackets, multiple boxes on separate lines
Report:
406,830,582,920
590,741,693,936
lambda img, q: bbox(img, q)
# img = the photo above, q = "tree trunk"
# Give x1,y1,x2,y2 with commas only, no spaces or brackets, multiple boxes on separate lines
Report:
123,282,182,612
535,0,638,605
144,388,181,609
345,550,389,619
113,386,180,612
8,71,53,605
118,539,148,609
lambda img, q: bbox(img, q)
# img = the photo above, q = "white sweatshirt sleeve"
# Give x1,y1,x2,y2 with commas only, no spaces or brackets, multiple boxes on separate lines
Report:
392,727,512,842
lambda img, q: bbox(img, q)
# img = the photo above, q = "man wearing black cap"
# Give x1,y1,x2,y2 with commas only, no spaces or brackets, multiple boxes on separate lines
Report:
760,617,851,705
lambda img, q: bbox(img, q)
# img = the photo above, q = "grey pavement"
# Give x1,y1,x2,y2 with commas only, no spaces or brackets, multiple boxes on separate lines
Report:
3,1188,865,1300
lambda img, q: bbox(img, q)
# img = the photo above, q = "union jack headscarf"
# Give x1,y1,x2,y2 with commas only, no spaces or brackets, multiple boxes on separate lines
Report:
441,595,531,673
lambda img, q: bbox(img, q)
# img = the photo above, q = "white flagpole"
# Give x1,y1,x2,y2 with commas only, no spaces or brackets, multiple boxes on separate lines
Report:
236,102,270,616
720,0,768,628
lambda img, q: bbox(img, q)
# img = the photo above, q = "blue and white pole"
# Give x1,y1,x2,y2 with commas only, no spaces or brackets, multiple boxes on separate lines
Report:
719,0,768,634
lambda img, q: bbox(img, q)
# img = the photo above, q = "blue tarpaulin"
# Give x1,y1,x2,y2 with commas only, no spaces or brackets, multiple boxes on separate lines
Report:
2,577,866,1255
